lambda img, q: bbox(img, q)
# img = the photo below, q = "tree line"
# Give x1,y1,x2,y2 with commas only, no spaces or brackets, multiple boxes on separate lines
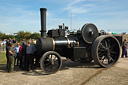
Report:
0,31,41,40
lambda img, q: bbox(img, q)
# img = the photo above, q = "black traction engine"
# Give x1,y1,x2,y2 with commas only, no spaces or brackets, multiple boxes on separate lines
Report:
36,8,121,74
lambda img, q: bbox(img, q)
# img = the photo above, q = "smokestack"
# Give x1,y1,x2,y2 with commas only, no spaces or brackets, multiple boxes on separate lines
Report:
40,8,47,38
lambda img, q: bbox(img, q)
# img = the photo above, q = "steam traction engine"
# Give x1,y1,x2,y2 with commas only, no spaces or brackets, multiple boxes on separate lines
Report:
36,8,121,74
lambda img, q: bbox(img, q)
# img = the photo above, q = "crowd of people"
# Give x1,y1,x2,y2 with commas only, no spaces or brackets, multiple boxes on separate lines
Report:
0,38,16,52
4,38,38,73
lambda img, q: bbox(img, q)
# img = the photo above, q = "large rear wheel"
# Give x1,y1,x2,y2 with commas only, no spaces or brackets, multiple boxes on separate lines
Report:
91,35,120,67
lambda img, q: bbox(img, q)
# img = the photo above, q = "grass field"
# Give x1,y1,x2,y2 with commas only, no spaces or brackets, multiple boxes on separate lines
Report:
0,52,6,64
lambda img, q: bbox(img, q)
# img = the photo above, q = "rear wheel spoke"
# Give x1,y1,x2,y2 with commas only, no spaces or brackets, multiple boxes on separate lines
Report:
99,52,105,57
110,51,116,54
105,40,108,48
109,56,114,62
100,43,106,49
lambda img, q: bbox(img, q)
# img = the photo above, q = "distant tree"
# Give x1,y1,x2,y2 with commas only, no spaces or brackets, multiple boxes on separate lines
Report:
24,32,31,39
30,32,41,39
17,31,40,40
0,32,14,40
0,32,4,39
17,31,25,40
1,35,14,40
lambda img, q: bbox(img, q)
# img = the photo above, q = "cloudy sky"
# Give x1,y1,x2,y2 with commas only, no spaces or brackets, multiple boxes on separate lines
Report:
0,0,128,34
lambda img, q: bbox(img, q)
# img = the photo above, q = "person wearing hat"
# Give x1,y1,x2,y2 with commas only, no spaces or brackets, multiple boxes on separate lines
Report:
121,39,128,58
8,43,15,73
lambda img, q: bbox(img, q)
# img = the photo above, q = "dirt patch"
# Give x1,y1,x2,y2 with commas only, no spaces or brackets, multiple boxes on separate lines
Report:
0,58,128,85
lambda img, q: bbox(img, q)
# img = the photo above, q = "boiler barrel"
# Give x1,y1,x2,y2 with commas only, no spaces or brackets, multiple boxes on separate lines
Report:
53,37,79,50
36,37,79,52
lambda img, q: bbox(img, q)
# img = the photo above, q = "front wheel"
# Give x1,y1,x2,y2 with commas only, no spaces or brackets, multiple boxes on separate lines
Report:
40,51,62,74
91,35,120,67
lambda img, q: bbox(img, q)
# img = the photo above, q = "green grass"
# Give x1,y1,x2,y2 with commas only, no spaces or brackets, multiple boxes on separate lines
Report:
0,52,6,64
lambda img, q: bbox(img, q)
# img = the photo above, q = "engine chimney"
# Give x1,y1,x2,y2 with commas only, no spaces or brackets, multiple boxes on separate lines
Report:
40,8,47,38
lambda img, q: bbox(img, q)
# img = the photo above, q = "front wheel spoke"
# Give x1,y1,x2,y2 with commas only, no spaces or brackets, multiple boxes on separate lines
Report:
52,64,58,70
44,60,50,62
52,61,59,71
45,65,51,72
48,65,52,72
46,55,49,59
50,66,54,72
53,56,57,61
51,55,53,60
44,63,50,66
44,60,50,65
55,61,59,65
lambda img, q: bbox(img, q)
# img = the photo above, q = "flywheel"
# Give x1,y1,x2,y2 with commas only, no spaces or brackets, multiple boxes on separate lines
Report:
81,23,99,44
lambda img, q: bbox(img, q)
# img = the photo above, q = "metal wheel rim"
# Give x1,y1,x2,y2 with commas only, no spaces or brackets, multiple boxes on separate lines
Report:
97,37,120,67
42,53,61,74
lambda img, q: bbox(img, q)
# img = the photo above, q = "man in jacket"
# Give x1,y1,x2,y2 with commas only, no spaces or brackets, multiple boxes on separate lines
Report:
121,39,128,58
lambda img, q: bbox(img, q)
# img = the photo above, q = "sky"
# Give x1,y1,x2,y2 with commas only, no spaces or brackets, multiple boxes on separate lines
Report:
0,0,128,34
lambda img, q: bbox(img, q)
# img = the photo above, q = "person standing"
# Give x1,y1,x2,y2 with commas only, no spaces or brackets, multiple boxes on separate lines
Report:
12,38,16,44
121,39,128,58
33,40,39,67
26,41,36,72
21,43,27,70
19,43,24,68
2,39,6,51
8,38,12,43
6,41,11,71
8,43,15,73
14,43,20,66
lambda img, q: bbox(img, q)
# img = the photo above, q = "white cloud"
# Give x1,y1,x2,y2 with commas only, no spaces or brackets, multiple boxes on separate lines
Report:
69,0,86,6
64,0,110,14
64,0,92,14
